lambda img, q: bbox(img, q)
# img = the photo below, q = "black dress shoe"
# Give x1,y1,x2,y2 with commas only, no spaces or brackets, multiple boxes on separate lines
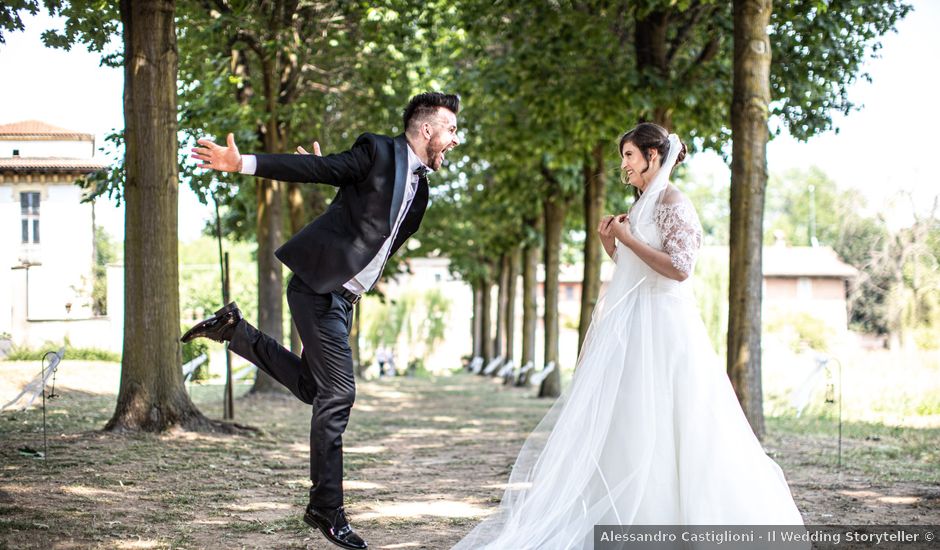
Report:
303,505,367,550
180,302,241,343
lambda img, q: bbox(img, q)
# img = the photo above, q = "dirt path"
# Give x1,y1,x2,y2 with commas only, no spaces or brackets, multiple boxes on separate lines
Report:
0,367,937,549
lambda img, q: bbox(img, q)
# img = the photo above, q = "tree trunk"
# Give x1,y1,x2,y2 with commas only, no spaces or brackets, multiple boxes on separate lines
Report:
521,233,539,373
540,193,565,398
480,274,493,365
288,182,327,355
251,116,287,394
578,142,606,354
495,252,510,360
505,247,519,362
287,182,307,355
106,0,213,432
471,280,482,359
288,182,305,355
728,0,772,439
635,9,675,130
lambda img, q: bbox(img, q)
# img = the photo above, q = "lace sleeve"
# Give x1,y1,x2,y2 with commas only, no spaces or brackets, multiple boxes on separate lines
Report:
654,199,703,277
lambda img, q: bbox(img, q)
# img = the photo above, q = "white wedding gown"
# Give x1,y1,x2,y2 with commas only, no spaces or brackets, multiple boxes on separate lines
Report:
453,149,804,549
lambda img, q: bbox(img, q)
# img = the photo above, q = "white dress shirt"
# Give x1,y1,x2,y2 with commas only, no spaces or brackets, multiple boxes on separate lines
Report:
238,145,429,295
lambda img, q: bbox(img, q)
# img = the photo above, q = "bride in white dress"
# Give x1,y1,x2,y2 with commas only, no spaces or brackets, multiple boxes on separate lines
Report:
453,123,805,549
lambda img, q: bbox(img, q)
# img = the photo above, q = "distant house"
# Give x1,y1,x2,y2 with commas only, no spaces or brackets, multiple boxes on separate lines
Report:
761,244,859,333
0,120,117,351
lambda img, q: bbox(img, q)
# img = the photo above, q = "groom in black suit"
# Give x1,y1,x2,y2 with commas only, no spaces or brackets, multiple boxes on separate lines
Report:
182,92,460,549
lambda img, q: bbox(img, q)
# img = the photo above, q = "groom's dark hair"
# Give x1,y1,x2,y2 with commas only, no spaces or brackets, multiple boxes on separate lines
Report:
403,92,461,133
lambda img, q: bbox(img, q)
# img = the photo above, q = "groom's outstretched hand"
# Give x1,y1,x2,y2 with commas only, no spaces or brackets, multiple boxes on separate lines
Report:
296,141,322,156
192,133,242,172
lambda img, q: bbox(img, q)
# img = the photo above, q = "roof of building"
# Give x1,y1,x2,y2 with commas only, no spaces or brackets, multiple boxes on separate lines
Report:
0,156,108,173
0,120,94,142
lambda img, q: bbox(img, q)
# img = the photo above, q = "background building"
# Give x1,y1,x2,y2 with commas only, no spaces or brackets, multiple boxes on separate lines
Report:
0,120,119,352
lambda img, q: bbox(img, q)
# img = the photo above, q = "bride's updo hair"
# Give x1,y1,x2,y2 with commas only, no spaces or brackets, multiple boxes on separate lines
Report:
619,122,687,174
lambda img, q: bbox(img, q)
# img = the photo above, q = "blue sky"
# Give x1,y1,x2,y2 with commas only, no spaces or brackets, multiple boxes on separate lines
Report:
1,1,937,241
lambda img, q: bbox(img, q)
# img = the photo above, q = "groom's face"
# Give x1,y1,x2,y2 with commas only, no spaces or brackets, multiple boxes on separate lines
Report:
423,108,459,171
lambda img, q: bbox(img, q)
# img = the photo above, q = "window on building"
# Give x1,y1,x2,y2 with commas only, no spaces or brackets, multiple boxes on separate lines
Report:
565,284,575,301
20,192,40,244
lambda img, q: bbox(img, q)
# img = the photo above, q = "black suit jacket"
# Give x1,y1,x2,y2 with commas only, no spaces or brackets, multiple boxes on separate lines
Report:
252,133,428,294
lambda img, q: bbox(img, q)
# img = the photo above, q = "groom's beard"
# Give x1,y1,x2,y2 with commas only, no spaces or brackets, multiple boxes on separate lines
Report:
425,143,440,170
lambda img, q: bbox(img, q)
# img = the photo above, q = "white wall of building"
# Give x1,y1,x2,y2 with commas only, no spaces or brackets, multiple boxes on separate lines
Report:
0,139,94,159
0,185,13,336
2,182,95,320
1,134,110,351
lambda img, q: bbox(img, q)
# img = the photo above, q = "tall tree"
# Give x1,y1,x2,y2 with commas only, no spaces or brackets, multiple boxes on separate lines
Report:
34,0,228,431
728,0,772,439
520,222,540,375
539,164,577,398
504,247,519,363
578,143,606,351
494,252,510,360
480,269,494,363
14,0,224,431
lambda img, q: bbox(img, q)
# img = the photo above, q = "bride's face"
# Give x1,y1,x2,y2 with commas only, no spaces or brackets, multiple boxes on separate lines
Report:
621,141,659,191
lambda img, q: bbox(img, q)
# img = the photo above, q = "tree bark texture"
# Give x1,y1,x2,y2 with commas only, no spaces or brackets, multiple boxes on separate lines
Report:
578,142,606,354
107,0,213,432
728,0,773,439
539,193,565,398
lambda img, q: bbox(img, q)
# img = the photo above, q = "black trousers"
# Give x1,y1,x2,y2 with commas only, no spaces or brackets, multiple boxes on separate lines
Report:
228,274,355,509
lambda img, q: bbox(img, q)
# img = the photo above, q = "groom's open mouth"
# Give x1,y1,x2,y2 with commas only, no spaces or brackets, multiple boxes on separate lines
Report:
439,145,454,164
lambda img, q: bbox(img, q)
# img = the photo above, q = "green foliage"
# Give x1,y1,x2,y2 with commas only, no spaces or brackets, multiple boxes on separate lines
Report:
0,0,37,43
40,0,122,64
91,224,118,316
765,167,866,248
179,236,258,327
362,288,451,361
771,1,913,139
5,0,916,360
693,248,730,357
765,311,835,353
176,0,440,242
421,0,910,291
421,288,450,353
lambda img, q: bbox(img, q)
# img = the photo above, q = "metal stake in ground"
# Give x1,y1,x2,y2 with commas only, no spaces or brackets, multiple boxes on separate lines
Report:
40,348,64,462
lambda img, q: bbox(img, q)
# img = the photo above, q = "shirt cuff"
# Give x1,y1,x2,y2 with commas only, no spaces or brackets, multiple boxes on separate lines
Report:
239,155,257,175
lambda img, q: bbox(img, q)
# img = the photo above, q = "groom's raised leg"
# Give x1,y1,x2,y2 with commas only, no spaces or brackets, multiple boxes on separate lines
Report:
228,318,317,404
